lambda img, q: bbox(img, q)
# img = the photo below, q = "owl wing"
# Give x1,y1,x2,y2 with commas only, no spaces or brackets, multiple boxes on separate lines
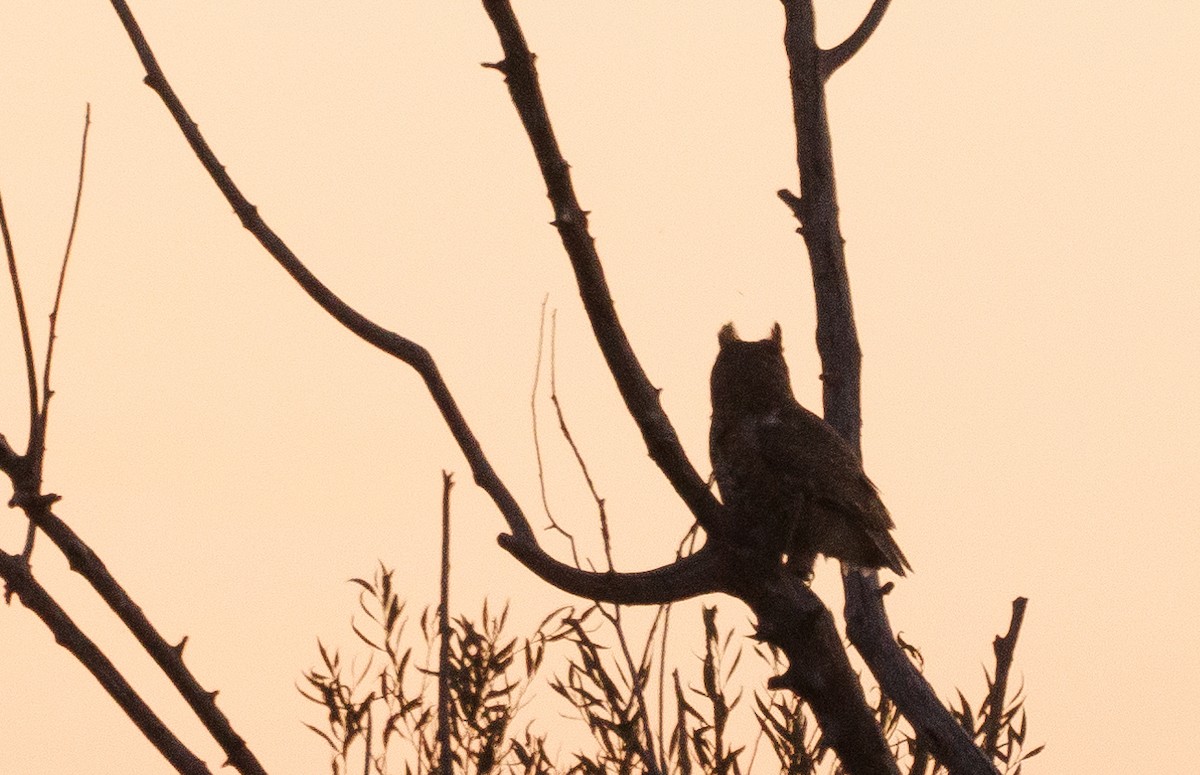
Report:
760,403,911,575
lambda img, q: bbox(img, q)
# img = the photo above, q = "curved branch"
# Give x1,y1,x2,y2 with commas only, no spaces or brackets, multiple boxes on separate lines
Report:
480,0,724,536
498,537,724,604
103,1,712,609
105,0,536,546
819,0,892,80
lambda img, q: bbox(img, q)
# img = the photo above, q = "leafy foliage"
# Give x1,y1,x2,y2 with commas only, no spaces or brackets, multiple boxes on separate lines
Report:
303,566,1040,774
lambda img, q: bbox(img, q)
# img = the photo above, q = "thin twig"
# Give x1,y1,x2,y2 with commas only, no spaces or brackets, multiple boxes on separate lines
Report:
40,104,92,428
530,298,582,567
541,308,664,771
437,471,454,775
0,191,39,439
547,311,613,571
22,104,93,559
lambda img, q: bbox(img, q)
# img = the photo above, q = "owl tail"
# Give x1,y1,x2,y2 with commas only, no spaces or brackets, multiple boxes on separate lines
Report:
871,530,912,577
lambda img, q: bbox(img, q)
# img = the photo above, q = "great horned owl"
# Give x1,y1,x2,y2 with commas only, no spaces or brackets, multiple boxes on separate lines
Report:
709,323,910,577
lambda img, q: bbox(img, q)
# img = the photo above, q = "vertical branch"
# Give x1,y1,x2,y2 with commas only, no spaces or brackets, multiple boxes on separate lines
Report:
778,2,999,774
778,0,862,450
40,104,92,432
436,471,455,775
23,104,92,559
981,597,1028,756
0,192,39,442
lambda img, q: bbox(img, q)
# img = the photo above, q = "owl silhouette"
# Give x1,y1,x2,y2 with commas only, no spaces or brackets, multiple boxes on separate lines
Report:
709,323,910,577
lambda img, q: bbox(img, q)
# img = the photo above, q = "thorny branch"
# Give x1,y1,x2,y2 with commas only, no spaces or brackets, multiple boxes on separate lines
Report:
480,0,724,539
0,551,211,775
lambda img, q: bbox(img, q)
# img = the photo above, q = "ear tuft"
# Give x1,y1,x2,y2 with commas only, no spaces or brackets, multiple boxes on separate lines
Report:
770,322,782,346
718,323,739,346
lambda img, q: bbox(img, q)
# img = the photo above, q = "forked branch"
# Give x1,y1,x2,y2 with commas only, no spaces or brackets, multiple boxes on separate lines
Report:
0,104,270,775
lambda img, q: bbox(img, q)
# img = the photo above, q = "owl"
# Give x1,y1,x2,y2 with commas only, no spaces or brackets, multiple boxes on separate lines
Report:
709,323,910,577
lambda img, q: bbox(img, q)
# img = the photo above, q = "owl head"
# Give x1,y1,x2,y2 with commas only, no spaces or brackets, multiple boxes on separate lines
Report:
710,323,795,413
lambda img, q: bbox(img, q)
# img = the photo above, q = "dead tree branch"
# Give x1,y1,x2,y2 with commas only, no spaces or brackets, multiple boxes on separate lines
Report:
0,106,270,775
436,472,454,775
0,550,211,775
480,4,903,773
820,0,892,79
981,597,1028,756
480,0,723,538
103,0,714,606
780,2,999,773
0,191,39,442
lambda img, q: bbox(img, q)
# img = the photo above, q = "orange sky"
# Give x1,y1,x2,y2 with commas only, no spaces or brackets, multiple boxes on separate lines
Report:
1,2,1197,773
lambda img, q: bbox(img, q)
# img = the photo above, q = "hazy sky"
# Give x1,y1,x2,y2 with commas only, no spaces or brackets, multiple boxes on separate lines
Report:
1,2,1197,773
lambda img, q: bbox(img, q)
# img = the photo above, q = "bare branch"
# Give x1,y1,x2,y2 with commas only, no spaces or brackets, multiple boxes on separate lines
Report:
981,597,1028,756
530,299,582,567
844,572,996,774
436,471,454,775
730,562,899,775
480,0,723,536
104,0,540,545
6,495,270,775
548,310,616,571
23,103,92,559
819,0,892,80
498,538,723,604
0,191,39,441
0,550,211,775
781,2,999,773
40,104,92,432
